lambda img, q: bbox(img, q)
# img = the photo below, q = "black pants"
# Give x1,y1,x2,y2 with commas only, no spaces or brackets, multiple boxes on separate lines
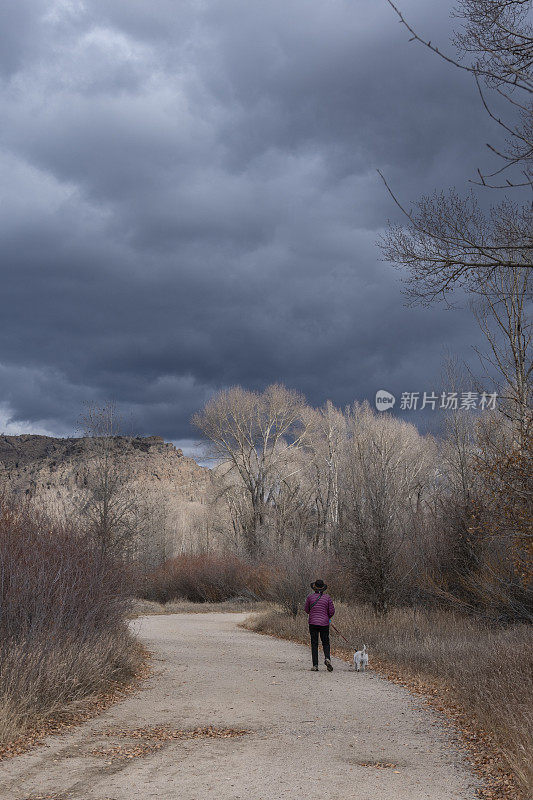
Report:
309,624,331,666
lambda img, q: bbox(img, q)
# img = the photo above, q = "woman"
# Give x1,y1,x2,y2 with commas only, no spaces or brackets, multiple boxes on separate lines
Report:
304,579,335,671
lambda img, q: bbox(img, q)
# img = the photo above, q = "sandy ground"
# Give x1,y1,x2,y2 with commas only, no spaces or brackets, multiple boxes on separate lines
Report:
0,613,479,800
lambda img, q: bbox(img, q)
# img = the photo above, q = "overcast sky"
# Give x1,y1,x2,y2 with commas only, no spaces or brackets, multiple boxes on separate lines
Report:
0,0,500,448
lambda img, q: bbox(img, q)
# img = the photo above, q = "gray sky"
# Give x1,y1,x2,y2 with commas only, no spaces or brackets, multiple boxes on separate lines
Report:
0,0,499,447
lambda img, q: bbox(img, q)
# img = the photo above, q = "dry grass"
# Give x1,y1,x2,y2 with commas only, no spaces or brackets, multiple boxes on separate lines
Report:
130,597,270,616
245,603,533,798
0,502,141,746
0,630,141,746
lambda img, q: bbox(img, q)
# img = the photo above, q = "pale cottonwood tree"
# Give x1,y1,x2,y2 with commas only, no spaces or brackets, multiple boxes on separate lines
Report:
438,357,480,506
339,403,435,611
213,467,255,551
192,384,308,555
269,447,317,548
131,487,173,569
302,401,347,548
435,407,484,591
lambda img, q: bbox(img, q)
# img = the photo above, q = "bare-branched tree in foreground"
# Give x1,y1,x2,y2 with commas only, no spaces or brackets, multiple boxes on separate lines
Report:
381,2,532,590
471,263,532,434
381,0,532,302
381,194,531,302
386,0,532,188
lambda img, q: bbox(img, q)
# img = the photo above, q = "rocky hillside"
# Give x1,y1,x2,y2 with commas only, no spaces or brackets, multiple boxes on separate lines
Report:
0,434,210,500
0,435,216,554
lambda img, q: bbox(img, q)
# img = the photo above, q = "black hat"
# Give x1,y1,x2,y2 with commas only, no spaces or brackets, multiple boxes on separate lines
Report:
311,579,327,591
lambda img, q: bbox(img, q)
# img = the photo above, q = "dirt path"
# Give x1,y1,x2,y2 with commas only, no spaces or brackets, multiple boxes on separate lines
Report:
0,613,479,800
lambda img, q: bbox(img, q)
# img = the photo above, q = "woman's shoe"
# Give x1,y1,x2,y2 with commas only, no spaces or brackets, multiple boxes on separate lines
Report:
325,659,333,672
311,665,318,671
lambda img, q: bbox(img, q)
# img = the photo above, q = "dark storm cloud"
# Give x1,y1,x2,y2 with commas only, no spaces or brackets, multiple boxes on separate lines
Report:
0,0,494,441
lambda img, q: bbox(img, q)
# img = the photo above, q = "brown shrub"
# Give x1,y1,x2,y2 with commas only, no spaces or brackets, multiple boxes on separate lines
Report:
139,553,271,603
0,502,140,744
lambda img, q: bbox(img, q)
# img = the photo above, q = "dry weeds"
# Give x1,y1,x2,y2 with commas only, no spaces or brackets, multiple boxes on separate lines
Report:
0,502,144,751
0,650,151,762
140,553,269,603
130,598,270,617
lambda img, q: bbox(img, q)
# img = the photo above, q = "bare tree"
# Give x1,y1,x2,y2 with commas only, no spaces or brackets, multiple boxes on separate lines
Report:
78,402,137,557
386,0,532,189
381,0,532,302
441,405,478,507
339,403,435,612
471,264,532,435
192,385,308,555
381,193,531,303
130,487,173,570
269,449,317,549
473,412,533,594
302,401,346,548
189,386,528,619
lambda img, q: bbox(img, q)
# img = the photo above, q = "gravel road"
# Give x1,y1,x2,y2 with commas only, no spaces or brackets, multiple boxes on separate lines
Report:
0,612,479,800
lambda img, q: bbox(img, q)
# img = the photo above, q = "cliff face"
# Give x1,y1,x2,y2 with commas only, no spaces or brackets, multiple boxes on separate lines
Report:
0,434,211,503
0,435,229,555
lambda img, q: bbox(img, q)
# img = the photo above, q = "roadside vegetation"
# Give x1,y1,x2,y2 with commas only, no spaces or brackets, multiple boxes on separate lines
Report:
138,553,270,604
136,547,532,796
0,500,141,747
245,603,532,797
131,598,270,616
1,392,530,797
0,1,530,796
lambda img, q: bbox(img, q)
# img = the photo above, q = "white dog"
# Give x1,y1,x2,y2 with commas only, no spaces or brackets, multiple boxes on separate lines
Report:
353,645,369,672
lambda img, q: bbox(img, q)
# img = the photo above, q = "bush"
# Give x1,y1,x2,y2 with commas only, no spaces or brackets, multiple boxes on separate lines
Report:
0,502,140,744
139,553,270,603
139,548,352,610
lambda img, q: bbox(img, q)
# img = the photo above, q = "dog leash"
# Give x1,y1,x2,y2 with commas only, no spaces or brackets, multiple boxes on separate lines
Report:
330,622,351,646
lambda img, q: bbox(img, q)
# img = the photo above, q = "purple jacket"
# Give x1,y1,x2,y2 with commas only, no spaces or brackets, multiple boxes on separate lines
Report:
305,592,335,626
